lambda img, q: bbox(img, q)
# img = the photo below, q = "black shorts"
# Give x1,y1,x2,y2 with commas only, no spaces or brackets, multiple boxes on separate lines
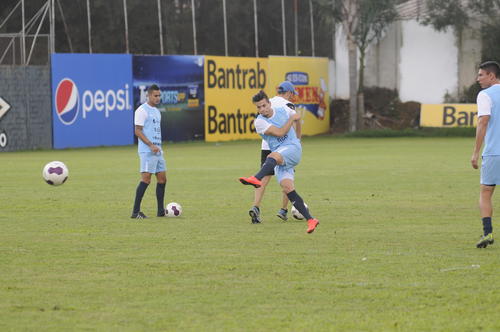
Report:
261,149,274,175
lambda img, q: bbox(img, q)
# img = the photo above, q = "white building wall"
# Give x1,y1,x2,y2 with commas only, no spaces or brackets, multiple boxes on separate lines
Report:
399,20,458,103
333,25,351,99
333,19,463,104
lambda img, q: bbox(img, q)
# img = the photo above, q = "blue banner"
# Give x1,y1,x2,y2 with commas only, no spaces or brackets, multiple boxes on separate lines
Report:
51,53,134,149
133,55,204,141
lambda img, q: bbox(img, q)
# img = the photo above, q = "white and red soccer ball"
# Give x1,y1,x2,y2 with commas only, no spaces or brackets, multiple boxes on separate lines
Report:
42,161,69,186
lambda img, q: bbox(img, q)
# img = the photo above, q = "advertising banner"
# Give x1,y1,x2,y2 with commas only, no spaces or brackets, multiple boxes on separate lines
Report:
133,55,205,141
267,56,330,136
420,104,477,127
204,56,268,142
51,54,134,149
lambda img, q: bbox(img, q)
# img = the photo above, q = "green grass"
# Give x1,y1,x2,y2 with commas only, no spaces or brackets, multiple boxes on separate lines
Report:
1,136,499,331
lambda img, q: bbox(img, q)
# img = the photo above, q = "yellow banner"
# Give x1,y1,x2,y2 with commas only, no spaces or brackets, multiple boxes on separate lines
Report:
267,56,330,136
204,56,267,142
420,104,478,127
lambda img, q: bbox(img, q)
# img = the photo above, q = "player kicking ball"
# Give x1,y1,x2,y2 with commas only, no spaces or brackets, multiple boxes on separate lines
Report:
239,90,319,233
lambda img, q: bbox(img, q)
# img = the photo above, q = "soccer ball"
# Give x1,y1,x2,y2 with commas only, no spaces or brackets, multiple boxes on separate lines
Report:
42,161,69,186
291,203,309,220
165,202,182,217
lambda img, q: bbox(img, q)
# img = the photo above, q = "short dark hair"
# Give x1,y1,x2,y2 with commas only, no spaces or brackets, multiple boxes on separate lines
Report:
252,90,269,103
479,61,500,78
147,84,160,94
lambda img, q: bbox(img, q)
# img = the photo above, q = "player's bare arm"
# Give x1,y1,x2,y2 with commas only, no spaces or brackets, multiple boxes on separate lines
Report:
472,115,489,169
135,125,160,154
264,113,301,137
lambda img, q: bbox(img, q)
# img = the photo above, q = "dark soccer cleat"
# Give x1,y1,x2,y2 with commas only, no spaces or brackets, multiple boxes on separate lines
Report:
157,210,166,217
476,233,494,248
249,206,262,224
131,211,148,219
306,218,319,233
239,176,262,188
276,208,288,221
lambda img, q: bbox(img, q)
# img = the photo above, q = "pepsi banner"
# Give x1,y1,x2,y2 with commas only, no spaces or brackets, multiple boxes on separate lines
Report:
133,55,204,142
51,54,134,149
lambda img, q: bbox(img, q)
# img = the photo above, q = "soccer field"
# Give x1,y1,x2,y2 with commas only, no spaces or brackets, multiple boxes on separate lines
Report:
1,136,499,331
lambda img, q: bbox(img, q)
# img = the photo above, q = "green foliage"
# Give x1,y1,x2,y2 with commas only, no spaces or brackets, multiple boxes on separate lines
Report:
1,137,499,330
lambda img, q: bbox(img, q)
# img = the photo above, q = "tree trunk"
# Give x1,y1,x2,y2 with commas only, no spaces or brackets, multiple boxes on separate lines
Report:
347,38,358,132
357,47,366,130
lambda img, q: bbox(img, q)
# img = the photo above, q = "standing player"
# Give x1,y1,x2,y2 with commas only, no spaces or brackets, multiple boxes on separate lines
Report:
239,90,319,234
248,81,302,224
131,84,167,219
471,61,500,248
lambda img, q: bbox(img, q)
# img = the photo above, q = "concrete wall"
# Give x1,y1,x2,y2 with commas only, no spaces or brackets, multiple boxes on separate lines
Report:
0,66,52,152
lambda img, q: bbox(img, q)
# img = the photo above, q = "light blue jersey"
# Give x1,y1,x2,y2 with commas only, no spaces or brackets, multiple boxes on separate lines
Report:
482,85,500,156
255,107,301,152
254,106,302,182
135,103,162,153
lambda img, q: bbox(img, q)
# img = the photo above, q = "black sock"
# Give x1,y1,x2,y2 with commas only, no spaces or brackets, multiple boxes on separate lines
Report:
133,181,149,214
287,190,312,220
255,157,277,180
156,183,166,214
483,217,492,235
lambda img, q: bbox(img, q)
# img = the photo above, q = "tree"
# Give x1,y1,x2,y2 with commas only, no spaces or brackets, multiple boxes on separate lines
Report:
318,0,397,132
423,0,500,62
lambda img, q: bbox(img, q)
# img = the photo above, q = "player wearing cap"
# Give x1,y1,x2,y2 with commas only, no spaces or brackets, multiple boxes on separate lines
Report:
240,90,319,233
247,81,302,224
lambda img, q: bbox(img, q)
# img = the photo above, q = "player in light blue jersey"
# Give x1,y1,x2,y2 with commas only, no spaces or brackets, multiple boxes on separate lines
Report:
471,61,500,247
131,84,167,219
239,90,319,233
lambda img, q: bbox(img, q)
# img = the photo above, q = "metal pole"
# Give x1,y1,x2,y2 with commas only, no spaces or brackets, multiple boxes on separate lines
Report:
27,2,50,64
253,0,258,57
191,0,197,55
281,0,286,56
21,0,25,64
294,0,298,56
157,0,164,55
123,0,129,53
309,0,315,56
223,0,228,56
86,0,92,53
50,0,55,53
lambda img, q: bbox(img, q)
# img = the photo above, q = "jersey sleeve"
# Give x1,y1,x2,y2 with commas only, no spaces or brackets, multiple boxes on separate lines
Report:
254,117,271,134
284,103,296,116
134,107,148,126
477,91,492,117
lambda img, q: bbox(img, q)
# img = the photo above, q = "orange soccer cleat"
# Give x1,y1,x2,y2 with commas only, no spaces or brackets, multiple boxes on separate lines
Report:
239,176,262,188
306,218,319,233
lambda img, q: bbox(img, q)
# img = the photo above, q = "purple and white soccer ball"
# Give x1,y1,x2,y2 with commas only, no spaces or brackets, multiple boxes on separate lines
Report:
42,161,69,186
165,202,182,217
291,203,309,220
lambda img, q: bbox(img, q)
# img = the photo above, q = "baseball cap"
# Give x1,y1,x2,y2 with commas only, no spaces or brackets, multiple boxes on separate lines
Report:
277,81,298,95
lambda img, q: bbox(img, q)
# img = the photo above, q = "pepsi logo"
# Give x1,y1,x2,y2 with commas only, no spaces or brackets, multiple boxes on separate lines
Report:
55,78,79,125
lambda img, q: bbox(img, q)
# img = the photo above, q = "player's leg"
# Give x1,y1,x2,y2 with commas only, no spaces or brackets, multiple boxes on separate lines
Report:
276,192,289,221
155,155,168,217
248,150,273,223
276,165,319,233
239,152,284,188
477,156,496,247
156,171,167,216
477,184,495,247
249,175,271,224
131,162,153,219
